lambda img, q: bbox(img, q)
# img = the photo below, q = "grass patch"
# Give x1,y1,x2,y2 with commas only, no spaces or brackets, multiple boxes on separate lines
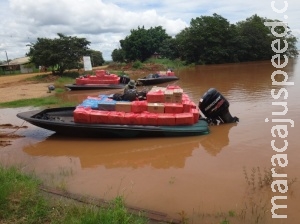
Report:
25,73,53,82
54,76,75,89
0,165,148,224
145,58,189,70
0,166,50,223
62,197,147,224
0,96,76,108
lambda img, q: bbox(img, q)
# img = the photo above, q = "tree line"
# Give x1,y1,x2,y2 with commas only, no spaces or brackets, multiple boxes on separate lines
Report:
112,13,298,64
26,13,298,75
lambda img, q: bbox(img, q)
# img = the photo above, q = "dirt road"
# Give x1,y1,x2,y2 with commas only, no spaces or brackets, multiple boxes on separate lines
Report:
0,72,55,103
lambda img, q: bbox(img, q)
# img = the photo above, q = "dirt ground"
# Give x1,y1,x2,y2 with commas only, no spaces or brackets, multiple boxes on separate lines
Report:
0,72,56,103
0,72,54,147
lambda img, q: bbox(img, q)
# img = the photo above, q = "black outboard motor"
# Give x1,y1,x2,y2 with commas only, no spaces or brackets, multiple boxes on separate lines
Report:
120,75,131,84
199,88,239,124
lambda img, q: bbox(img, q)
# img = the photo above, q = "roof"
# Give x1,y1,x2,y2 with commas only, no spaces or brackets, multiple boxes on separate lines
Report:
0,56,30,66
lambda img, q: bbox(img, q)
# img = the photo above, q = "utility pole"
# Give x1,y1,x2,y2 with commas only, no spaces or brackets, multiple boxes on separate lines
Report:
5,50,10,74
5,50,9,66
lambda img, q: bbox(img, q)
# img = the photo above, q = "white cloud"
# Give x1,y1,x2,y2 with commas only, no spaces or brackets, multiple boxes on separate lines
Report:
0,0,299,61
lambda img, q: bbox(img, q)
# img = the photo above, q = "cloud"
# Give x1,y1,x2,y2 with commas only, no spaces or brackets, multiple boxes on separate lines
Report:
0,0,299,61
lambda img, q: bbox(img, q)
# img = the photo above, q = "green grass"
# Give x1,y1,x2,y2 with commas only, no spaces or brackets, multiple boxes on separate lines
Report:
54,76,75,88
25,73,52,82
144,58,189,70
0,166,50,223
0,96,76,108
0,165,148,224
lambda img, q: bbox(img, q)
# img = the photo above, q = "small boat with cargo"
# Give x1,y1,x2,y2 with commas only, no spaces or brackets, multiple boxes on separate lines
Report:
136,70,179,86
65,70,130,90
17,87,238,138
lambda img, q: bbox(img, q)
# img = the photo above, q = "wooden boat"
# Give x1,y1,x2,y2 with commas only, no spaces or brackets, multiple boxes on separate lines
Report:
65,70,130,90
136,71,179,86
17,107,209,138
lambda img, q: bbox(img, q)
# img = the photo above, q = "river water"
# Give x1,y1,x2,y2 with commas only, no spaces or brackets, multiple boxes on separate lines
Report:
0,59,299,223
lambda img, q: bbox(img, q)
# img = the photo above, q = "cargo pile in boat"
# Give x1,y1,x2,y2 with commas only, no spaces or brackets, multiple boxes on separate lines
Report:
76,70,120,85
73,85,200,126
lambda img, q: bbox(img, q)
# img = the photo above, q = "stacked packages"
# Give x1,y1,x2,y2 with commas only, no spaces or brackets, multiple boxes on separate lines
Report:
74,85,200,126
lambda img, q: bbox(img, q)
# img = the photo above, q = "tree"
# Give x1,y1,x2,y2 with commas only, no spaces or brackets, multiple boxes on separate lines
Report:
111,48,125,62
176,13,236,64
27,33,90,75
88,50,104,67
236,15,275,61
120,26,171,62
159,38,180,60
236,15,298,61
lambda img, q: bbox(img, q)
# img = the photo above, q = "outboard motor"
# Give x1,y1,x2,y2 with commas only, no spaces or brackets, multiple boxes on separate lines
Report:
120,75,131,84
199,88,239,124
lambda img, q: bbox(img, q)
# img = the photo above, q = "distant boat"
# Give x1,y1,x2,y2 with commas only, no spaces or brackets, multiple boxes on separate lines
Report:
137,71,179,86
65,69,130,90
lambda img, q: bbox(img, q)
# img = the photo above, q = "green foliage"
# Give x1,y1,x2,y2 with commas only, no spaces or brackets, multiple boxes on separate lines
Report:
132,60,143,69
0,166,50,223
116,14,298,64
120,26,171,62
61,71,81,79
25,74,52,82
63,197,147,224
0,96,72,108
145,58,187,70
236,14,275,61
112,48,125,62
159,38,180,60
0,166,147,224
27,33,91,75
177,13,238,64
88,49,105,66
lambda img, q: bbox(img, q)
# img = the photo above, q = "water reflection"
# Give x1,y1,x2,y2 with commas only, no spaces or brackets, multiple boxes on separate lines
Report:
22,123,237,169
201,123,237,156
23,136,200,169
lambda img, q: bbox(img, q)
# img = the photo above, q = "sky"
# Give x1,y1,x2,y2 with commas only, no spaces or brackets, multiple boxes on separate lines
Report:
0,0,299,62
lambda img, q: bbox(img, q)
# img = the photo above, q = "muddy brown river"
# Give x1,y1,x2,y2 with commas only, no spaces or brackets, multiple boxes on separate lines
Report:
1,59,299,223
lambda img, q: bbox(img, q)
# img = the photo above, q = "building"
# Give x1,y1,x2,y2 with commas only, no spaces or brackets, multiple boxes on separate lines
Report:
0,56,34,74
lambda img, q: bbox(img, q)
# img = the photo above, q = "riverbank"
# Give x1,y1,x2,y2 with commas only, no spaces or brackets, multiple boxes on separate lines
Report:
0,166,159,224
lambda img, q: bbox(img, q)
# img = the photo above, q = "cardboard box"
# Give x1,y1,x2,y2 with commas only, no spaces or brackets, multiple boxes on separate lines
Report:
150,86,167,92
146,90,165,103
164,103,183,113
157,113,176,126
107,111,125,124
175,113,194,125
182,100,193,112
90,110,110,124
115,101,132,112
147,103,165,113
166,85,181,90
124,113,140,125
164,90,174,102
73,107,92,123
191,108,200,123
98,98,116,111
173,88,183,103
141,112,158,126
131,101,148,113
